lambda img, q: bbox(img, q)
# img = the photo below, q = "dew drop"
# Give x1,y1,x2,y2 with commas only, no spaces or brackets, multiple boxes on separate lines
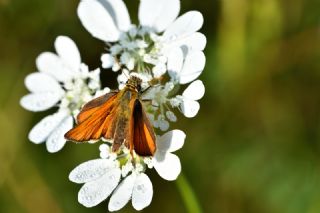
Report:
109,174,116,180
137,184,146,193
169,35,177,41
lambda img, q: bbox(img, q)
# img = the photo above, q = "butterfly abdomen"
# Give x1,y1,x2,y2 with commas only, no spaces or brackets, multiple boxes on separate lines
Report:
111,89,137,152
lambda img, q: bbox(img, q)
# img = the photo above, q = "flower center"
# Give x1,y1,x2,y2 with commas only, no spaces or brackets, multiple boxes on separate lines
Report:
60,66,100,114
109,26,166,77
61,79,91,112
99,143,150,177
142,82,179,131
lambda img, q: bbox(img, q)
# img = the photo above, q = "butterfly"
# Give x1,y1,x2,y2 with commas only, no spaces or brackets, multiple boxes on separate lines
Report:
64,76,156,156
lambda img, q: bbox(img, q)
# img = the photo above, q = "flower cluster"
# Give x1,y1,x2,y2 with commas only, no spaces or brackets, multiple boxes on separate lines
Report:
21,36,101,153
21,0,206,211
69,130,185,211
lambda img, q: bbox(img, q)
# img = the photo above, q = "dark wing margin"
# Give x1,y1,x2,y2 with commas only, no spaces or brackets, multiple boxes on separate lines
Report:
132,99,156,156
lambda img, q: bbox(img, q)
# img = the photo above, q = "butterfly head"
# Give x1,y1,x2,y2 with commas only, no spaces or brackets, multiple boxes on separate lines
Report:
126,76,142,92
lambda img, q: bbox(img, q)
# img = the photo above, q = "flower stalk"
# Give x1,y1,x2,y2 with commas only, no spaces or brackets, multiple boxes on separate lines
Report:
176,172,203,213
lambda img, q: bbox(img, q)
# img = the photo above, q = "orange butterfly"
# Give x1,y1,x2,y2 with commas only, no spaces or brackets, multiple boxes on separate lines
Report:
64,76,156,156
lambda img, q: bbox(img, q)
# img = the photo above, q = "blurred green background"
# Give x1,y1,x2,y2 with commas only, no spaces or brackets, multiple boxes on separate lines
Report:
1,0,320,212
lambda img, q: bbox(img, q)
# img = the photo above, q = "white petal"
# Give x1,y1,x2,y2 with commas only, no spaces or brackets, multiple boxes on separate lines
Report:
20,92,63,112
117,69,129,85
153,153,181,181
132,173,153,211
46,115,73,153
99,0,131,32
180,99,200,118
108,174,135,212
182,80,205,101
139,0,180,32
163,11,203,41
55,36,81,72
99,144,111,159
167,47,184,80
166,111,177,122
101,53,114,68
77,0,120,42
36,52,74,82
182,32,206,51
28,111,68,144
159,119,169,131
69,159,115,184
164,32,206,52
179,51,205,84
24,72,63,93
78,167,121,207
157,130,186,153
152,63,166,78
99,143,110,152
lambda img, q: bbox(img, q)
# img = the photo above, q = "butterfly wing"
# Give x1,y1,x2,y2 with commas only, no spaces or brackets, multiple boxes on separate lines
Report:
65,88,156,156
131,99,156,156
64,92,119,142
77,91,118,123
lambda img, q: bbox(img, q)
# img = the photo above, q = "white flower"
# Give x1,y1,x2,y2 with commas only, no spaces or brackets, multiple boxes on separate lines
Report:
20,36,101,152
36,36,81,82
167,47,206,84
20,72,65,112
70,146,153,211
99,143,112,159
69,130,185,211
142,82,175,131
77,0,206,78
108,172,153,211
156,114,170,131
152,130,185,181
70,159,153,211
69,158,122,207
77,0,206,133
22,0,206,211
171,80,205,118
142,79,205,130
27,110,74,153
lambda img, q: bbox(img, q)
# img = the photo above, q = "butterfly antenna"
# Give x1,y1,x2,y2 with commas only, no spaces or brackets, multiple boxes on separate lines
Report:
123,70,130,79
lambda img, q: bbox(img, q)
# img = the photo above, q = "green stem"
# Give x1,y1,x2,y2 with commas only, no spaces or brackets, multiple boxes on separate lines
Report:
176,172,203,213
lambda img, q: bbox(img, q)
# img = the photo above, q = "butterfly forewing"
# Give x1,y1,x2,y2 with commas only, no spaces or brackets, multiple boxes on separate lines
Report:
77,92,118,123
64,91,119,142
132,100,156,156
